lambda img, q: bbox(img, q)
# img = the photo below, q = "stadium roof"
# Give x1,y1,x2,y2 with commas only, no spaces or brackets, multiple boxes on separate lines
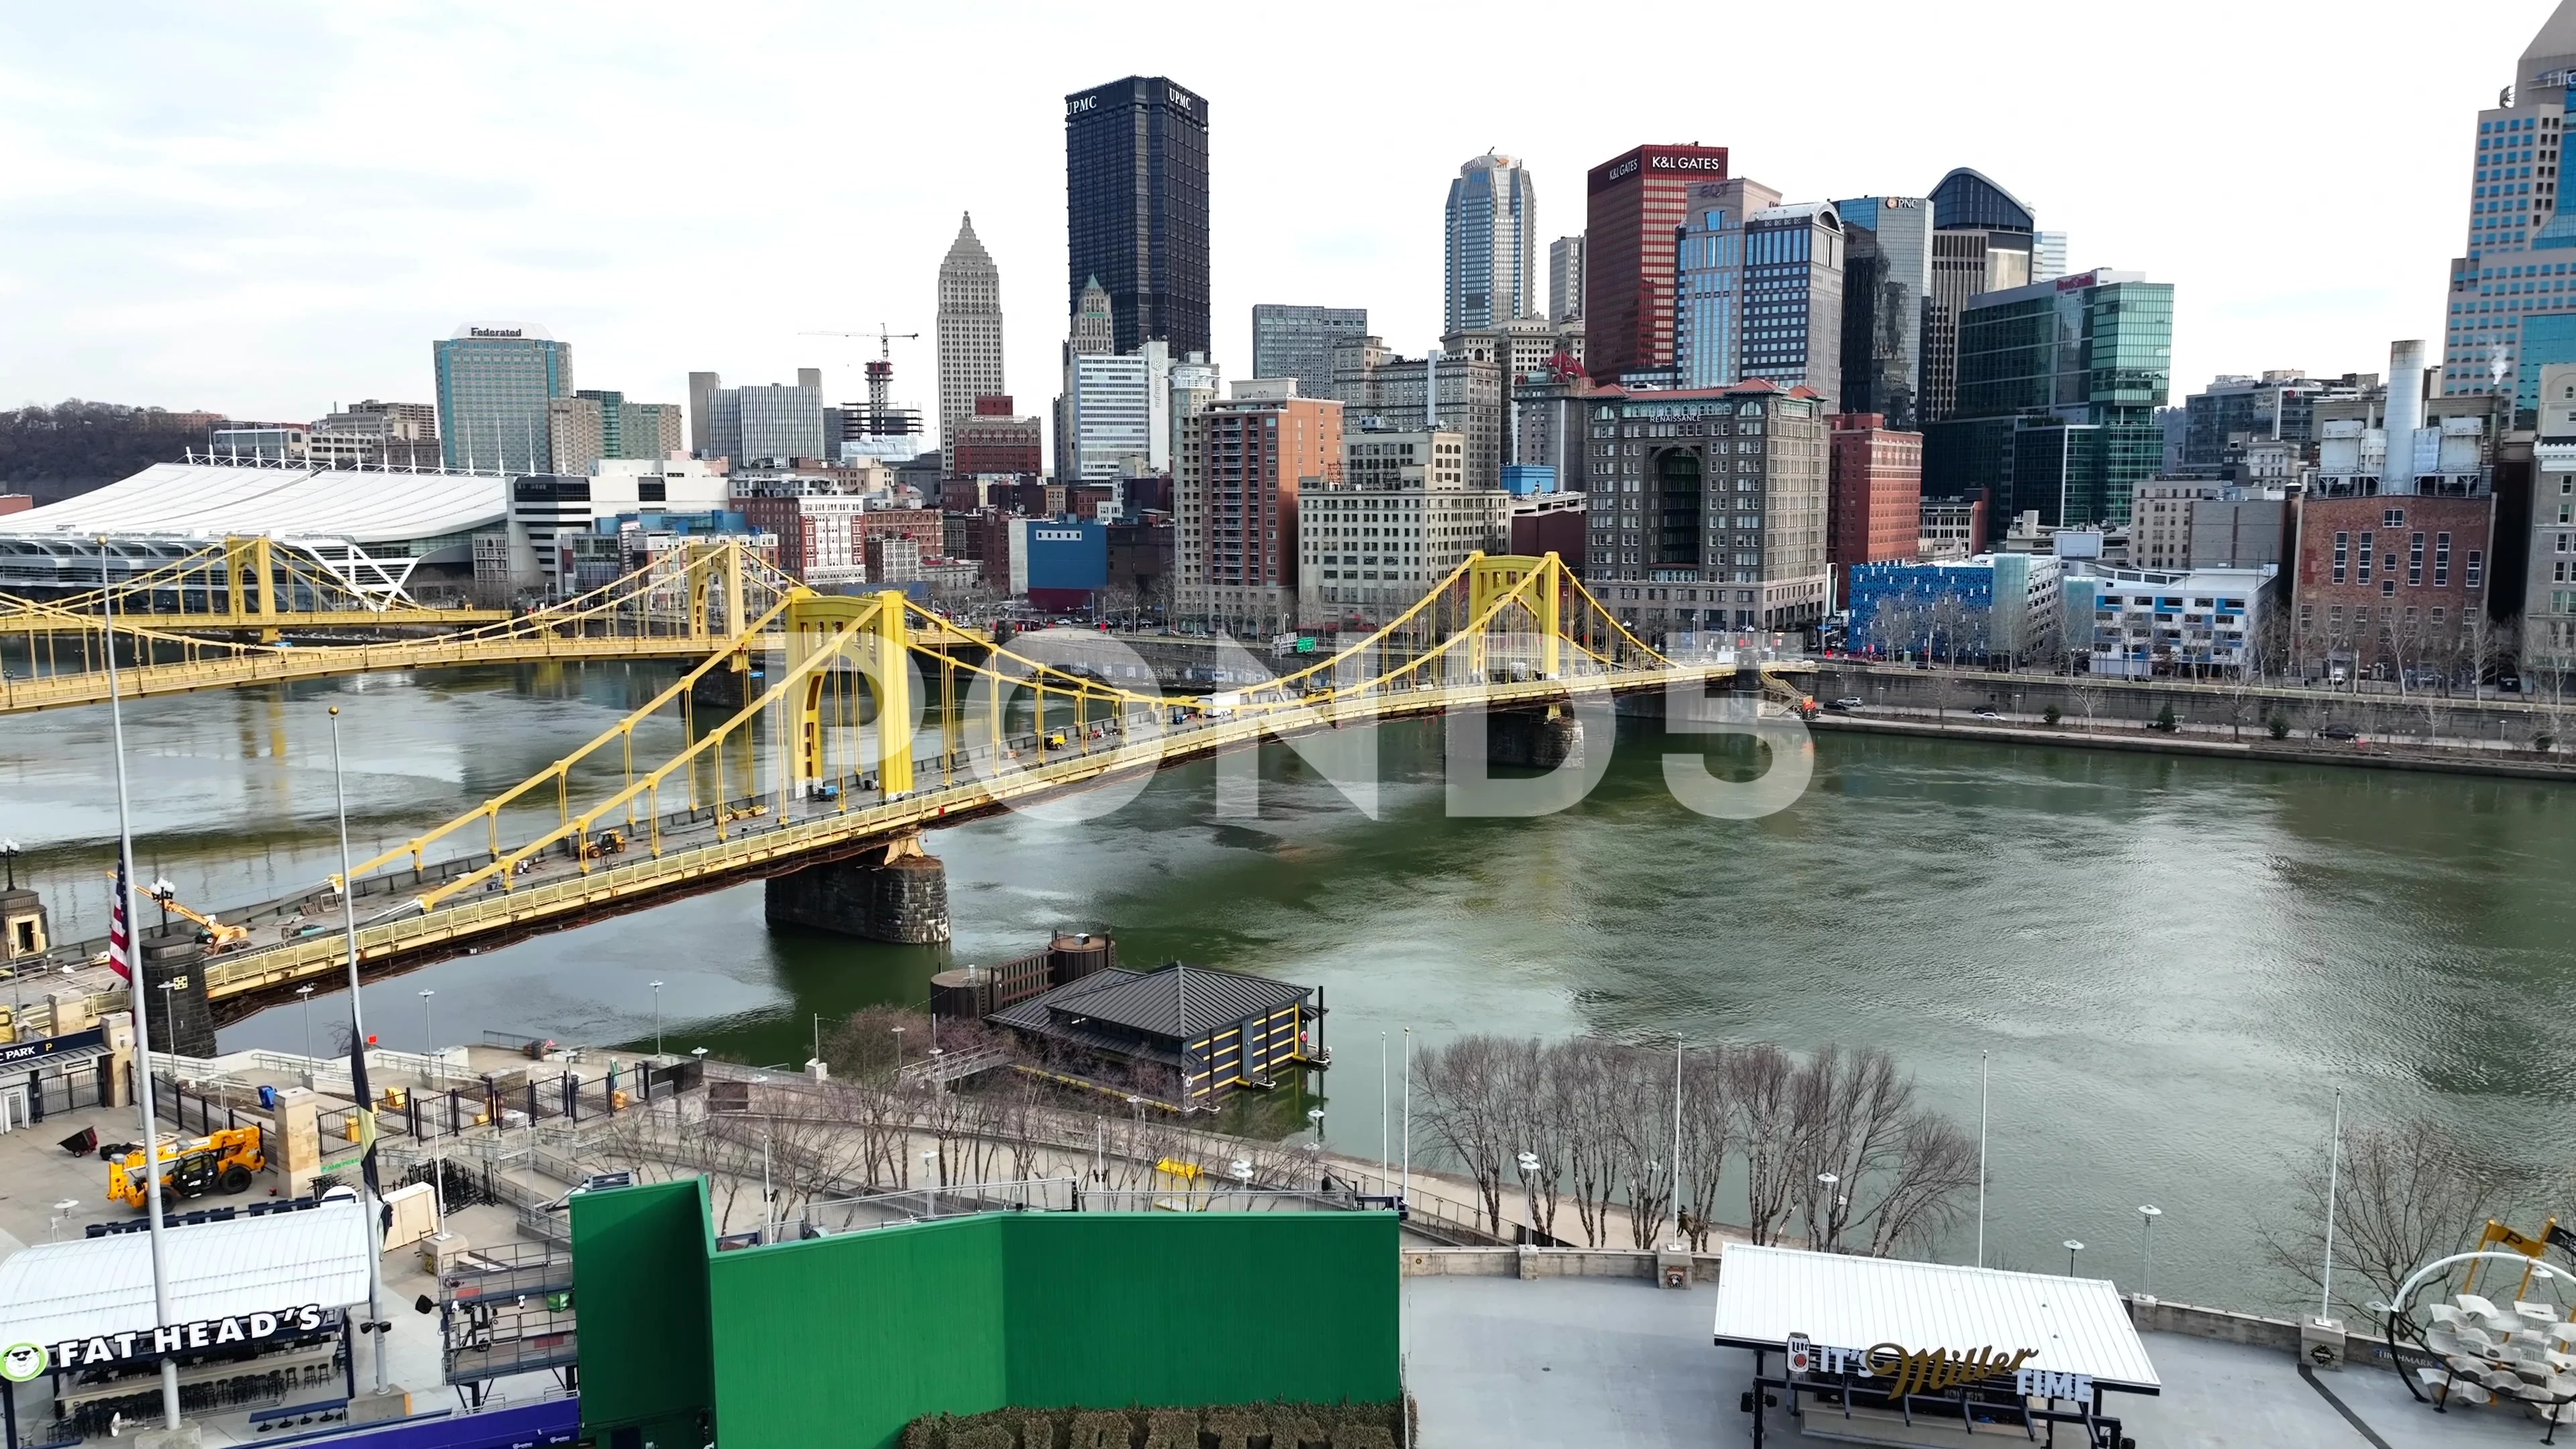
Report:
0,460,507,547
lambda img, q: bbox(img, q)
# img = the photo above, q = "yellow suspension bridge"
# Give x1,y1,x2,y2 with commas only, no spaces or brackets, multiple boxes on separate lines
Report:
0,537,798,715
13,547,1812,1028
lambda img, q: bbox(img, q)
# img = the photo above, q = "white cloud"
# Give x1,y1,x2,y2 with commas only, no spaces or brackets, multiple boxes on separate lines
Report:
0,0,2533,426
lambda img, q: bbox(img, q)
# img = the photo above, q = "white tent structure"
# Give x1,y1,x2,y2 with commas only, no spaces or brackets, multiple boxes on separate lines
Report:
0,458,508,603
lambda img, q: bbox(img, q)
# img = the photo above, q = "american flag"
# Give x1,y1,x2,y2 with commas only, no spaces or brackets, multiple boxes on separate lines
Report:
106,858,132,983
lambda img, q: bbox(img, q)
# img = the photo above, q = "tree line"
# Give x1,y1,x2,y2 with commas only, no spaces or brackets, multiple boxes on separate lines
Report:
1412,1034,1978,1255
1,400,215,499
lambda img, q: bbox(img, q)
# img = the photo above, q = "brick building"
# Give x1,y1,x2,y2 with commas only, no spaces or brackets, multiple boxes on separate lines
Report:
1582,144,1730,385
950,396,1043,478
740,498,942,586
1827,413,1923,602
1173,387,1344,630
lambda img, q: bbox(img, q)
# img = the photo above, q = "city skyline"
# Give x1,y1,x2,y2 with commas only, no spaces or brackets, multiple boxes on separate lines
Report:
0,3,2541,426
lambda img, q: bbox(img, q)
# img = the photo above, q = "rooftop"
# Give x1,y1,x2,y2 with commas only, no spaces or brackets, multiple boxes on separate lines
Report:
987,961,1309,1046
0,459,506,547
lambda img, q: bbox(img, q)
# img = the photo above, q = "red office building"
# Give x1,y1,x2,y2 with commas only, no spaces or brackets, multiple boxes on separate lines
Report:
1828,413,1924,601
950,396,1043,479
1584,144,1729,384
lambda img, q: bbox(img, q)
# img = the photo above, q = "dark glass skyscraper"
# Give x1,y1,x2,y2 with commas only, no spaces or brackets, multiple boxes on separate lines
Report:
1065,76,1210,360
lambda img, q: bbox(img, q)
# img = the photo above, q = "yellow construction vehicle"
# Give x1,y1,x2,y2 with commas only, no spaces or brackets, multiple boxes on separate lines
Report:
108,1124,266,1208
101,875,254,953
579,828,628,861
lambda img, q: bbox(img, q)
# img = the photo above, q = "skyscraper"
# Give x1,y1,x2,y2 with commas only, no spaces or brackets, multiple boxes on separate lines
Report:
1549,235,1585,323
1444,152,1539,333
1673,178,1849,405
936,213,1006,455
1924,269,2172,531
1065,76,1210,358
1834,197,1934,430
1583,144,1731,384
1251,305,1368,398
2439,1,2576,411
433,323,573,473
1920,169,2039,425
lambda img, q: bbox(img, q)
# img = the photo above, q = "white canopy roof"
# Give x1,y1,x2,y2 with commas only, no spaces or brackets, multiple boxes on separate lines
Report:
1711,1244,2161,1393
0,462,506,547
0,1195,372,1349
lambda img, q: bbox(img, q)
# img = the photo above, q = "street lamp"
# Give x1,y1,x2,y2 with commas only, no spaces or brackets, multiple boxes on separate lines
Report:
2065,1240,2086,1277
1515,1151,1542,1240
648,981,664,1058
891,1024,905,1075
148,877,175,934
0,837,19,890
417,987,435,1057
155,978,182,1059
295,985,316,1066
1816,1172,1843,1252
2138,1205,2163,1296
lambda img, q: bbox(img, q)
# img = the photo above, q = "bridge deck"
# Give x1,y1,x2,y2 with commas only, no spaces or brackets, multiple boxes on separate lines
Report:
52,664,1775,1020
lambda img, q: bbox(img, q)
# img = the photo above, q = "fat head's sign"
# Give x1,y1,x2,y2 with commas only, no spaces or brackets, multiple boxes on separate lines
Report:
3,1305,330,1380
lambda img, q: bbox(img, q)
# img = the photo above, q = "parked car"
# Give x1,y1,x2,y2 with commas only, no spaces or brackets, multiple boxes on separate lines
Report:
2320,726,2360,742
1827,697,1866,712
1972,708,2004,721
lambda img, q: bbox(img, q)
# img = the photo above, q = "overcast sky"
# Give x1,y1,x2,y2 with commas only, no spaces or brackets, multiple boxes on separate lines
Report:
0,2,2544,436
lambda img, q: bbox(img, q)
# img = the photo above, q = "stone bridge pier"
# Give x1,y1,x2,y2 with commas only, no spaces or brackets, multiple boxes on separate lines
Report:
763,831,951,945
1485,707,1585,771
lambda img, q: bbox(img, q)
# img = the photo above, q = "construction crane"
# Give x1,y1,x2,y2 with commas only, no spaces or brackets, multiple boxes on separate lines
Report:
103,873,254,953
798,325,921,434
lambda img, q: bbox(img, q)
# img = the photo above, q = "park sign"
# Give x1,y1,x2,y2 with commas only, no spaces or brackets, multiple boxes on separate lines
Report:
11,1305,330,1377
1786,1332,2089,1402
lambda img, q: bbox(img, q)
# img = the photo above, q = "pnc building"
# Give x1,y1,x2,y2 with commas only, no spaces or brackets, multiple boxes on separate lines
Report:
1583,144,1729,386
1065,76,1211,360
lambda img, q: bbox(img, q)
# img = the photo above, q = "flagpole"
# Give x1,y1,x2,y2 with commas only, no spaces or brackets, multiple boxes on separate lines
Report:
1976,1050,1990,1269
102,538,184,1432
331,706,392,1396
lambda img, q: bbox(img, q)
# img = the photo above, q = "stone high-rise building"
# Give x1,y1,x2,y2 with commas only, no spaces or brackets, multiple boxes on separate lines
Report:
1579,380,1832,635
1549,235,1585,323
936,213,1006,459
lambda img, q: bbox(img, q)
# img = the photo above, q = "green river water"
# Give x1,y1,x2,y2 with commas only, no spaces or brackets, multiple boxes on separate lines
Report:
2,660,2569,1315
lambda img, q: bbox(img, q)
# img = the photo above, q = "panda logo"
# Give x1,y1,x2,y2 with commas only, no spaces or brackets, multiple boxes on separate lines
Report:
0,1342,44,1383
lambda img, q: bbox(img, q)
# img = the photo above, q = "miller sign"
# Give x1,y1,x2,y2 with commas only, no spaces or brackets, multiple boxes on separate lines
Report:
1784,1335,2092,1403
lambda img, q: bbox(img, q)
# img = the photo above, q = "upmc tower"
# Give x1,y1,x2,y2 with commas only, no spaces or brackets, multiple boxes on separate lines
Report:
1585,144,1729,384
1065,76,1211,361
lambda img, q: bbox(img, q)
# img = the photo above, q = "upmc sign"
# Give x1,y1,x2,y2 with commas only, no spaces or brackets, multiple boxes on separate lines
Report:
1589,144,1729,193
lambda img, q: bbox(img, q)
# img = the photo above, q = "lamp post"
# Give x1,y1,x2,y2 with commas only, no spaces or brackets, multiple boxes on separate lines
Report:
418,989,436,1080
2065,1240,2085,1277
296,984,316,1072
156,979,181,1060
891,1024,905,1076
2138,1205,2163,1296
1515,1151,1542,1240
1817,1172,1843,1252
649,981,664,1058
327,705,391,1403
1,837,19,890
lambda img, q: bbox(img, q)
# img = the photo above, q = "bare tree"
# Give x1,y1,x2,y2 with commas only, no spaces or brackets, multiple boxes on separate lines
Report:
1558,1037,1630,1247
1860,1116,1982,1258
1731,1044,1800,1246
2257,1115,2536,1323
1505,1041,1567,1241
1413,1036,1515,1234
1788,1046,1916,1254
1675,1045,1735,1252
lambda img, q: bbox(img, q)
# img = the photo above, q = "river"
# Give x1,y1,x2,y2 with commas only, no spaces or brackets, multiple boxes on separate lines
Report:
3,659,2571,1315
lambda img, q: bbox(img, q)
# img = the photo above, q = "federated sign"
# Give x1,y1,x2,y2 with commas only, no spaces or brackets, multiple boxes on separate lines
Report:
1786,1333,2089,1402
29,1305,330,1374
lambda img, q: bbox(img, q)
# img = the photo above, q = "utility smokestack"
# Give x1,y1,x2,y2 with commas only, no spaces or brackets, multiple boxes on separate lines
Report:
2383,339,2425,494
